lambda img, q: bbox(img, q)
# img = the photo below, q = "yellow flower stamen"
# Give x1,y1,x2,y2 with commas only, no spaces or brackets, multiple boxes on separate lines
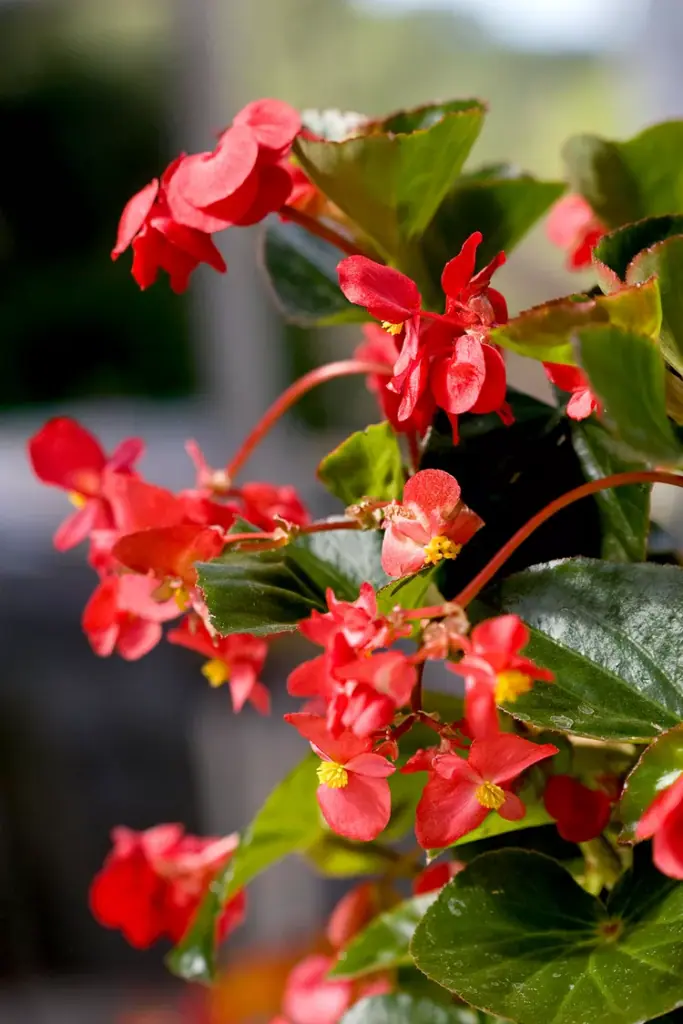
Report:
317,761,349,789
495,670,533,704
474,780,506,811
201,658,230,688
381,321,404,336
173,586,191,611
423,535,461,566
68,491,87,509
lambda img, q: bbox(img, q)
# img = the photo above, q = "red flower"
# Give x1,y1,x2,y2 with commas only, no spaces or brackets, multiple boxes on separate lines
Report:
415,733,558,849
112,176,227,293
168,614,270,713
381,469,483,577
326,882,379,950
113,524,224,591
285,713,395,841
547,193,606,271
279,956,355,1024
544,362,600,421
89,824,245,948
451,614,553,740
636,773,683,878
299,583,399,654
239,482,310,531
354,325,435,436
412,860,464,895
82,574,180,660
28,417,143,551
544,774,612,843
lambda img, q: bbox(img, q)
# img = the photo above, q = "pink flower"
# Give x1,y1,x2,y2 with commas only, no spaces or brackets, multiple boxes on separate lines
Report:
299,583,399,654
168,614,270,713
450,614,554,739
636,773,683,878
381,469,483,577
544,362,600,421
82,574,180,660
547,193,606,271
28,417,143,550
285,713,395,841
415,733,558,849
326,882,379,950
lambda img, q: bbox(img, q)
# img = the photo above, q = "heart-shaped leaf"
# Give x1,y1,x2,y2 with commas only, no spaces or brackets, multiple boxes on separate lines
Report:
168,753,320,982
577,325,682,465
330,894,438,979
627,235,683,377
564,122,683,227
288,527,390,598
592,216,683,293
341,994,482,1024
478,558,683,741
295,101,485,263
412,849,683,1024
490,278,661,365
571,419,651,562
261,216,367,326
619,726,683,842
318,422,405,507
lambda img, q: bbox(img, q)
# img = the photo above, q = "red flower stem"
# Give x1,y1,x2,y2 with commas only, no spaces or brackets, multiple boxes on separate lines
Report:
279,205,364,256
454,470,683,609
402,602,460,622
222,519,362,550
388,715,416,741
410,662,425,713
300,520,361,534
227,360,392,482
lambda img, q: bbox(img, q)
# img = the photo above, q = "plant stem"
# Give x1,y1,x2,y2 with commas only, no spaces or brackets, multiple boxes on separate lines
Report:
279,205,363,256
410,662,425,713
227,360,392,481
454,469,683,609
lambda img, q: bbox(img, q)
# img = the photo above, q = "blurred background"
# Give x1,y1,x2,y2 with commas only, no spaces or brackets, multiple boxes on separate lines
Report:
0,0,680,1019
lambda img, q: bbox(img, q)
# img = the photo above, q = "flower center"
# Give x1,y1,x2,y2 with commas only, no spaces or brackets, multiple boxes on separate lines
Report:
474,780,506,810
317,761,349,789
495,670,533,704
68,491,87,509
423,535,461,565
201,658,230,688
381,321,404,336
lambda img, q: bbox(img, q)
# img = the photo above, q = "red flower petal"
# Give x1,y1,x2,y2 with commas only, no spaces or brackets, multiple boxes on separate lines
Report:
29,417,106,492
103,473,185,534
415,772,488,849
468,733,558,785
636,773,683,840
471,614,528,657
53,500,103,552
441,232,482,298
337,256,422,322
284,712,370,764
170,125,259,209
403,468,462,520
544,774,612,843
326,882,378,950
344,752,396,778
113,524,223,585
282,955,354,1024
117,617,164,660
317,772,391,841
232,98,301,158
469,344,508,415
652,809,683,879
112,179,159,258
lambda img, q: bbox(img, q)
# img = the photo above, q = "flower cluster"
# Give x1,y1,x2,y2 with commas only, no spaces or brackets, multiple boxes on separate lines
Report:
28,416,309,709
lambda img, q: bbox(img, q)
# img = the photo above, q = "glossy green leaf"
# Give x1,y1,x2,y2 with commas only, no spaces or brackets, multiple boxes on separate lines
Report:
592,216,683,290
619,725,683,842
198,547,325,636
627,234,683,377
490,278,661,365
341,994,478,1024
294,101,485,261
331,894,437,979
376,566,439,615
412,849,683,1024
261,217,367,327
168,754,320,982
577,325,682,465
289,527,390,597
480,558,683,741
571,419,651,562
564,122,683,227
318,422,405,506
423,172,564,283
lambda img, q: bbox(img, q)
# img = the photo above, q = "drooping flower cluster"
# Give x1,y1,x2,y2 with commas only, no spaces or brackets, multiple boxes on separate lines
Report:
28,416,309,708
90,824,245,947
341,231,512,442
112,99,304,292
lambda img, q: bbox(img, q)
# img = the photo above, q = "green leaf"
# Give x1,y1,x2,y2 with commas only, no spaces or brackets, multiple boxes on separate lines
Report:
198,546,325,636
619,725,683,842
294,101,485,262
423,171,564,283
318,422,405,506
479,558,683,741
627,234,683,377
571,419,651,562
592,216,683,288
168,754,320,982
289,527,390,597
490,278,661,365
376,566,439,615
341,994,478,1024
577,325,682,465
261,217,367,327
305,834,400,877
412,849,683,1024
564,122,683,228
330,894,438,979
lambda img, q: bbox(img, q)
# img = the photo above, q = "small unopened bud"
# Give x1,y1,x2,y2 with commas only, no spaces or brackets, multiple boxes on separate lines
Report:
421,607,470,659
345,498,386,530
